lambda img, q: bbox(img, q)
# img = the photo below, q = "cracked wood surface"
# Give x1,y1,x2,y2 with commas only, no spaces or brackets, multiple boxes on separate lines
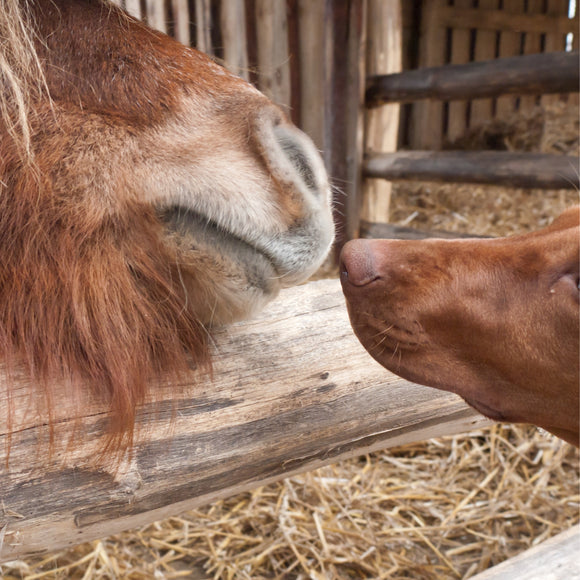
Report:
0,278,490,562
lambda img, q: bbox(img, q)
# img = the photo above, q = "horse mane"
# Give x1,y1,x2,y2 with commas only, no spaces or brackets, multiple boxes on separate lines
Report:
0,0,213,457
0,0,49,159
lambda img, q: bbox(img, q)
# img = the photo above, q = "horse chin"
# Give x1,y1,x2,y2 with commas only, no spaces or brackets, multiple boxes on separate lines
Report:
158,205,282,324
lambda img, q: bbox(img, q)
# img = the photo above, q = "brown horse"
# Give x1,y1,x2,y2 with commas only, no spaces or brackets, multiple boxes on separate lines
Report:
341,206,579,446
0,0,334,449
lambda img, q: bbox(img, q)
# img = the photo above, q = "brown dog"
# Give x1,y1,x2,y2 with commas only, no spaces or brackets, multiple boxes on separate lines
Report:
340,206,579,446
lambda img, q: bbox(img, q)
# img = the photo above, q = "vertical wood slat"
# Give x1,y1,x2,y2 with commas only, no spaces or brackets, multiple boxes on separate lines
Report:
361,0,402,224
124,0,142,19
323,0,367,252
495,0,525,118
447,0,474,143
411,0,447,149
220,0,249,80
286,0,301,127
297,0,325,148
171,0,190,46
195,0,213,55
470,0,500,126
255,0,291,110
519,0,544,112
146,0,167,33
569,19,579,107
541,0,570,107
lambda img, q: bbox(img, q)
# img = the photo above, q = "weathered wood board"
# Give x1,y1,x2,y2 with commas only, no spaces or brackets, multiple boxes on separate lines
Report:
364,151,580,190
0,279,491,562
470,524,580,580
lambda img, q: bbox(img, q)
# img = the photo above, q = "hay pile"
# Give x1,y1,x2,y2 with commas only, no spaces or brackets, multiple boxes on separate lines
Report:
2,103,579,580
389,102,579,236
3,427,578,579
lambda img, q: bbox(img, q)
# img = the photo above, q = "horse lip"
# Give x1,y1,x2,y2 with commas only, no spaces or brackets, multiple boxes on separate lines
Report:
157,204,278,278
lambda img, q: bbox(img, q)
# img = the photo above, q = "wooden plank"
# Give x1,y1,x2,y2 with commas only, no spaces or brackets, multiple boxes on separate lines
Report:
495,0,525,119
255,0,291,109
519,0,544,112
323,0,367,253
286,0,301,127
541,0,570,108
146,0,167,33
470,0,500,127
124,0,142,19
364,150,580,189
570,23,580,107
398,0,421,149
366,51,580,106
438,6,578,35
469,524,580,580
360,220,490,240
411,0,446,149
361,0,402,224
194,0,213,55
171,0,190,46
297,0,325,148
220,0,249,80
447,0,473,143
0,279,491,562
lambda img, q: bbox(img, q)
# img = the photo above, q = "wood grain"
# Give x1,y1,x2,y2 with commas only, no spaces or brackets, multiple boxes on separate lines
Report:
470,524,580,580
366,51,580,106
361,0,402,224
0,279,491,562
364,151,580,189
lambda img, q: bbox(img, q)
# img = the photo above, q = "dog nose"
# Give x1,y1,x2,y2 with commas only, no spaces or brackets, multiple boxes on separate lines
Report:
339,239,379,287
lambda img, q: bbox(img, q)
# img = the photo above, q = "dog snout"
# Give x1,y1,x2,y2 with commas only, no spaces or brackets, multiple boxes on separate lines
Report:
339,239,381,287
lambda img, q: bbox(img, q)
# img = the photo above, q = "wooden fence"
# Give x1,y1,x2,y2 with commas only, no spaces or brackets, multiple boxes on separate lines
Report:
1,3,579,576
0,279,493,562
403,0,579,149
109,0,578,244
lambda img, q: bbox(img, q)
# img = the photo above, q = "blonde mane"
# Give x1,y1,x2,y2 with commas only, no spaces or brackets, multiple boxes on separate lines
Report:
0,0,50,158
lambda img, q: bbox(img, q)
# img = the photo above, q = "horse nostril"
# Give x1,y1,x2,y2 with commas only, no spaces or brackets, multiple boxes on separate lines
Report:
271,124,327,198
274,128,318,192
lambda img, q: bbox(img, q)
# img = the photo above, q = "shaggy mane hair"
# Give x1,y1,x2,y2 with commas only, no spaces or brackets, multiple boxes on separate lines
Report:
0,0,212,456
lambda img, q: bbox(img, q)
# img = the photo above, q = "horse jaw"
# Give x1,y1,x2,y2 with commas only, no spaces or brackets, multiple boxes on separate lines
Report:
141,96,335,325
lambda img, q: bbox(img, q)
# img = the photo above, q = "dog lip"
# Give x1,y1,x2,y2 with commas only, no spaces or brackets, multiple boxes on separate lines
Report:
339,239,380,287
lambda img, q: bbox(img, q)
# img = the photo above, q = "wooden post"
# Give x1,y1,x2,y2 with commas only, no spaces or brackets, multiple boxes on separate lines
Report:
496,0,525,119
297,0,325,148
470,0,501,127
195,0,213,56
146,0,166,33
124,0,142,19
0,279,491,562
541,0,571,108
519,0,544,112
171,0,190,46
447,0,472,142
411,0,447,150
255,0,291,109
361,0,402,226
220,0,249,80
323,0,367,255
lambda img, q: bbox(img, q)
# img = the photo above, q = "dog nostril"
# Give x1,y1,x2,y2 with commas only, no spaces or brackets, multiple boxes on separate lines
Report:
339,240,379,287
